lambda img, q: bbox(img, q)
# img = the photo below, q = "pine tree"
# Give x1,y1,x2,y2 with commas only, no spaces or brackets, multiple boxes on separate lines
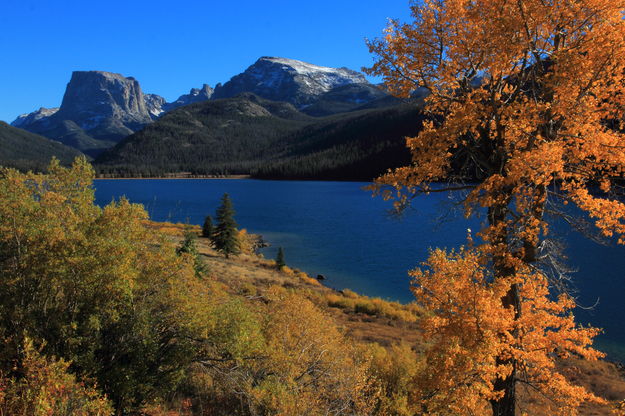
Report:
275,247,286,270
202,215,214,239
177,230,208,277
213,193,240,258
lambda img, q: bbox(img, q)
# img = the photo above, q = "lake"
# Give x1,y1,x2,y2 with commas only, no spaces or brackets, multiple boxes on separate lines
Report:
94,179,625,360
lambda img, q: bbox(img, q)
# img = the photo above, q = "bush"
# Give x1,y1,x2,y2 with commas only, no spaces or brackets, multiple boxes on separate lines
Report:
0,338,113,416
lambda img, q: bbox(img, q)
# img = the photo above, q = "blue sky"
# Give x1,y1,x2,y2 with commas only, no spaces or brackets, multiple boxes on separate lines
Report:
0,0,412,123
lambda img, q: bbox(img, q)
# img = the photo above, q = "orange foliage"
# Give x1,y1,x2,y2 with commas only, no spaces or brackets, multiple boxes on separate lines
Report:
410,248,603,415
0,338,112,416
367,0,625,414
367,0,625,247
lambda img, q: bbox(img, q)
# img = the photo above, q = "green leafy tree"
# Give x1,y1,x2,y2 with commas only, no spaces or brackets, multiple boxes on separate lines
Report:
202,214,214,239
0,157,211,412
275,247,286,270
213,193,240,258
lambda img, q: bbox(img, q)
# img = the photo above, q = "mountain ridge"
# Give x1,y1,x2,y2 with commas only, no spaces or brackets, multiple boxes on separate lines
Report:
12,57,388,150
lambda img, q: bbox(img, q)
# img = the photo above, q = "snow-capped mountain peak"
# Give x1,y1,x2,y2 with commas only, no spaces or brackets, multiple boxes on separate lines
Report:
213,57,370,108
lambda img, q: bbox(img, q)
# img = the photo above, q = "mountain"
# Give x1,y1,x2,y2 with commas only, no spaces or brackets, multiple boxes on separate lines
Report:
164,84,214,111
212,57,373,110
12,107,59,128
144,93,167,119
0,121,84,171
13,71,153,156
94,93,425,180
302,83,398,116
10,57,397,163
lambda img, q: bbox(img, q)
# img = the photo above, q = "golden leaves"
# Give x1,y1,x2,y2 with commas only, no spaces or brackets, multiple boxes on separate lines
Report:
410,247,604,415
368,0,625,247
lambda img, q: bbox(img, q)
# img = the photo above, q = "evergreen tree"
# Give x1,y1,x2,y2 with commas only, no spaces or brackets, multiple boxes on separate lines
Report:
202,215,214,239
275,247,286,270
213,193,240,258
177,230,208,277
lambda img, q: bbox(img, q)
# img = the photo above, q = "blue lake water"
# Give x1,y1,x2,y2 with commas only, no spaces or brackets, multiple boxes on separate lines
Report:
94,179,625,360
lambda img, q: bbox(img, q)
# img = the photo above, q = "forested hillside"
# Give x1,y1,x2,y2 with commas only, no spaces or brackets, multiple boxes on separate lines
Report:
0,121,84,171
251,103,424,180
94,94,314,176
94,94,424,180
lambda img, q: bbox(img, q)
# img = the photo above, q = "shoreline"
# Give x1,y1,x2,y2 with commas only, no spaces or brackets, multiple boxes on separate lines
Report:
93,175,372,183
95,174,252,180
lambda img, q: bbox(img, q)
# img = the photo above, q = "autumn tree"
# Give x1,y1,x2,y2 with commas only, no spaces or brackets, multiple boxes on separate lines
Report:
213,193,240,258
195,288,377,415
0,158,210,412
367,0,625,414
0,338,113,416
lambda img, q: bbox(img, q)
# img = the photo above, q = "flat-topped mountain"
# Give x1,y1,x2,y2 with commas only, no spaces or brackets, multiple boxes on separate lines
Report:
12,71,154,156
58,71,152,128
212,57,373,109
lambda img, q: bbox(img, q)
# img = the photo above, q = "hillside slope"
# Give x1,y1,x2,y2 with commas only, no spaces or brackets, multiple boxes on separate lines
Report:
0,121,84,170
95,93,313,176
95,94,425,181
159,221,625,416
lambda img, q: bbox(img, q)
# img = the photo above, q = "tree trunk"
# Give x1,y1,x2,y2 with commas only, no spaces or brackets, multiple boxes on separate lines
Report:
488,184,545,416
488,201,519,416
490,283,520,416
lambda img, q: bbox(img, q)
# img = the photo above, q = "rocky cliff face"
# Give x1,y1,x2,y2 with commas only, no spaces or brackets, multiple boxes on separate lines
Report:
212,57,370,108
12,71,154,155
57,71,152,129
164,84,214,111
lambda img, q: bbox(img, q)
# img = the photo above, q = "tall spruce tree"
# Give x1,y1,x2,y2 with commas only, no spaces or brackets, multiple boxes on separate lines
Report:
213,193,240,258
